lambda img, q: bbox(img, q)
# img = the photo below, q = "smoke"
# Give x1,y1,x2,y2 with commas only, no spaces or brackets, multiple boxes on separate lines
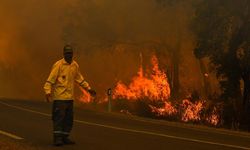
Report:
0,0,66,99
0,0,208,100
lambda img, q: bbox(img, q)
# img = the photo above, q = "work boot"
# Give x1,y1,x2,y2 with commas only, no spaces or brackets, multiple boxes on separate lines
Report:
63,137,75,145
54,136,64,146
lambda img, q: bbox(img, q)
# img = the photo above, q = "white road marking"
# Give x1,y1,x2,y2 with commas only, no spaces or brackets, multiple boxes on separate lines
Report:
0,101,250,150
0,130,23,140
129,116,250,138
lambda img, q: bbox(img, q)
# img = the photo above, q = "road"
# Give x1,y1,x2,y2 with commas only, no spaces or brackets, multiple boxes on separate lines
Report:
0,99,250,150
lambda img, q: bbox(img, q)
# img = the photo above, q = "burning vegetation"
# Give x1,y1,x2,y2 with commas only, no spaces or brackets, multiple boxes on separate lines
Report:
112,55,170,101
80,54,220,126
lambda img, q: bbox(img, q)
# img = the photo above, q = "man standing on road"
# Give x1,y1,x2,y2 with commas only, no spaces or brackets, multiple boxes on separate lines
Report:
44,45,96,146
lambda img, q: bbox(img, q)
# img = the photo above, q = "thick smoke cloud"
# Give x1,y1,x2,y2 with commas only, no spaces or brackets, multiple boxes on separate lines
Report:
0,0,209,100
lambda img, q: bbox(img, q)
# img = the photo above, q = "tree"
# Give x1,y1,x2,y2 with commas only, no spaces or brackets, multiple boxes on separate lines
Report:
155,0,196,100
193,0,250,129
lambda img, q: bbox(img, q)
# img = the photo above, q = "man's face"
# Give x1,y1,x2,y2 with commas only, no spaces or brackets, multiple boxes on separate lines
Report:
64,52,73,64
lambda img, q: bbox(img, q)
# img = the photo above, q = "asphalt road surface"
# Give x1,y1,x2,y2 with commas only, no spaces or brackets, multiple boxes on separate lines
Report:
0,99,250,150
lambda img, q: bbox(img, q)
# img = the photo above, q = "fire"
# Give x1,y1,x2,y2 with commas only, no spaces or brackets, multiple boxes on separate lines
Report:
206,107,220,126
181,99,205,122
113,55,170,101
112,55,221,126
79,87,92,103
150,102,177,116
149,99,220,125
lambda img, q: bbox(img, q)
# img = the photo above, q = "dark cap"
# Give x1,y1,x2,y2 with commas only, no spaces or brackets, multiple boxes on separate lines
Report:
63,45,73,53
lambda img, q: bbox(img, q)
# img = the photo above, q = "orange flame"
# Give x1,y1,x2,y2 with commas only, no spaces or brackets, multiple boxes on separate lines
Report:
206,107,220,126
151,99,220,125
181,99,205,122
150,102,177,116
113,55,171,101
79,87,92,103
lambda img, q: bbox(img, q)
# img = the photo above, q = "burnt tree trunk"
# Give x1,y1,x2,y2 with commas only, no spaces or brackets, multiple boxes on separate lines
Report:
241,69,250,130
171,51,179,100
198,58,211,99
171,38,181,100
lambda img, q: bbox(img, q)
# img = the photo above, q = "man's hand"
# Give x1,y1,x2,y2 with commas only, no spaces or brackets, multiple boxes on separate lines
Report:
88,89,97,97
45,94,52,102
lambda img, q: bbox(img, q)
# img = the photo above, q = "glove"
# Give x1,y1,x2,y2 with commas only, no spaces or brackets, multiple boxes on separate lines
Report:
88,89,97,97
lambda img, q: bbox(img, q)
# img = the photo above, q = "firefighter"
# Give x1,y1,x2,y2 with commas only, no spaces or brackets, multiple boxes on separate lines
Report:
44,45,96,146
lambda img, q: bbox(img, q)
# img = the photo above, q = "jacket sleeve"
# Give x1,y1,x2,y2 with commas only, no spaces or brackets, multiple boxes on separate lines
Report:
75,63,91,90
44,62,60,94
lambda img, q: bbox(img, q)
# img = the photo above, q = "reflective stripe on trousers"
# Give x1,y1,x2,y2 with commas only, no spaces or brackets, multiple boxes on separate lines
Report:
52,100,73,137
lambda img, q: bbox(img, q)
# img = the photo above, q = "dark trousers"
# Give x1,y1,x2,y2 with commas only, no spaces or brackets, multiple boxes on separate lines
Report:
52,100,73,139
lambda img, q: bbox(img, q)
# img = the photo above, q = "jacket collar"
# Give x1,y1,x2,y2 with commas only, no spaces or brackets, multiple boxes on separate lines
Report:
62,58,73,65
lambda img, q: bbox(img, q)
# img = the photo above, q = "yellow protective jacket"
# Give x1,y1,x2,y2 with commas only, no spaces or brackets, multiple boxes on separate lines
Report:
44,58,91,100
